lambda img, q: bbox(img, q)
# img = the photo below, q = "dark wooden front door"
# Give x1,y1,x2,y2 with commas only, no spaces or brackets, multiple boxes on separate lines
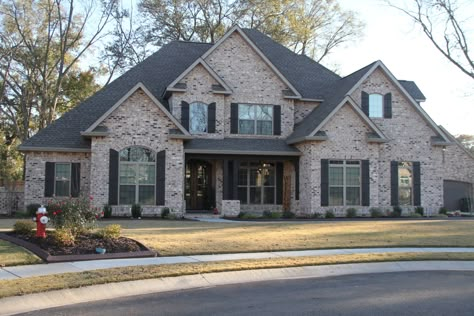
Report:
185,160,213,211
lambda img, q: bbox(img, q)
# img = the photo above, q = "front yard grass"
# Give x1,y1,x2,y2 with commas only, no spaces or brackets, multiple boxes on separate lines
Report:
1,252,474,298
0,240,42,266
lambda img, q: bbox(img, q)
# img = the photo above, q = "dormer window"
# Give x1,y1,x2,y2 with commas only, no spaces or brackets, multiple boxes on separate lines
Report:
189,102,208,134
369,94,383,118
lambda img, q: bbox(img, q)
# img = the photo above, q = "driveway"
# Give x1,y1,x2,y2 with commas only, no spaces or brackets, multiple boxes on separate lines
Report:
18,271,474,316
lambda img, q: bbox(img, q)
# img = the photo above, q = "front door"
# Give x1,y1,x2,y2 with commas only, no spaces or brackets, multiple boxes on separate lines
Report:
185,160,213,211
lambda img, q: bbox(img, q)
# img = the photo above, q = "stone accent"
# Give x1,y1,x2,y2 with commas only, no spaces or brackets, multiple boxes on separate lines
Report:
24,152,91,207
221,200,240,216
90,89,185,215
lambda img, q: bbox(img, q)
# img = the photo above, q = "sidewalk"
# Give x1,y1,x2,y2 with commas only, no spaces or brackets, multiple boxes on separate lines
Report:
2,247,474,280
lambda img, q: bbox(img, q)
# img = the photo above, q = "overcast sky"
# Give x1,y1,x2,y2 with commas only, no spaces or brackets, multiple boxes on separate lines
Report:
325,0,473,135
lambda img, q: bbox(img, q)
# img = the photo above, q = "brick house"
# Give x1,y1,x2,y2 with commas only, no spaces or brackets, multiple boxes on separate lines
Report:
19,26,474,217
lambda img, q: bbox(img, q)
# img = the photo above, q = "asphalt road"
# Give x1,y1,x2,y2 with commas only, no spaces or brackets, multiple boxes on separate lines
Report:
19,271,474,316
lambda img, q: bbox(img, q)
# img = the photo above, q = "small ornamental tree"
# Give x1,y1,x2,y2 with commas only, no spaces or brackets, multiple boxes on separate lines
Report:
47,196,102,237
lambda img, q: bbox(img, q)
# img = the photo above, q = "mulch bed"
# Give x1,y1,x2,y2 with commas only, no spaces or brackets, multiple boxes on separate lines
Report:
0,232,157,263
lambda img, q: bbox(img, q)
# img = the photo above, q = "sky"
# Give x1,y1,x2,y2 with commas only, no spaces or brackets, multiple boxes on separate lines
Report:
324,0,474,135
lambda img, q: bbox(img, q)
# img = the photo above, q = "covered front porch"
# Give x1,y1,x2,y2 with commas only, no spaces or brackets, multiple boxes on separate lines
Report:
183,138,301,216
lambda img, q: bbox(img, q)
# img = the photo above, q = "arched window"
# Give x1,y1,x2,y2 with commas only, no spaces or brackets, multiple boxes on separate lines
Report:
189,102,208,134
119,147,155,205
369,94,383,118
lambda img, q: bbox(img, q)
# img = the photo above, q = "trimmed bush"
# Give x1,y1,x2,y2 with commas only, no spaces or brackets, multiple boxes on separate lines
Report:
161,207,171,219
312,212,323,219
26,203,41,218
369,207,383,218
415,206,424,216
131,204,142,219
262,211,281,219
391,206,402,217
325,210,335,219
97,224,121,240
410,213,422,218
103,205,112,218
13,220,35,235
237,211,247,218
345,208,358,218
282,210,296,219
53,228,75,247
438,207,449,215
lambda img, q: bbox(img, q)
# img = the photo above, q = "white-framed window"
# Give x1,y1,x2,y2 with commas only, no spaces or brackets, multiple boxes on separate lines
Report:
238,162,276,204
238,104,273,135
398,162,413,205
369,94,383,118
55,163,71,197
329,160,361,206
119,147,156,205
189,102,208,134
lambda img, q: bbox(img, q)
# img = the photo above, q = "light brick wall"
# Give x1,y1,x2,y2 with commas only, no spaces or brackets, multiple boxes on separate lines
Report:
294,100,320,124
24,152,91,207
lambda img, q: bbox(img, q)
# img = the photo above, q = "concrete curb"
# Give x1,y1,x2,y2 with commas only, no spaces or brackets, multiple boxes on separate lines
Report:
2,261,474,316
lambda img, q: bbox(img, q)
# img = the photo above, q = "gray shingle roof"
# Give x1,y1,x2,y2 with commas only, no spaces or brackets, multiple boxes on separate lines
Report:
399,80,426,101
184,138,301,156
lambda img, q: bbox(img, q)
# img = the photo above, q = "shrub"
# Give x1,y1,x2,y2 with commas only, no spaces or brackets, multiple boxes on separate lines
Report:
48,196,101,237
312,212,323,219
262,211,281,219
438,207,449,215
282,210,296,219
97,224,121,240
53,228,75,247
391,206,402,218
410,213,422,218
131,204,142,218
161,207,171,219
345,208,358,218
26,203,41,218
13,220,35,235
415,206,424,216
325,210,335,219
14,211,29,219
369,207,383,218
103,205,112,218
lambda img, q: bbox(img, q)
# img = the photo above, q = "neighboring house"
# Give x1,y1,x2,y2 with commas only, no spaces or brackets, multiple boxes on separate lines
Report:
19,26,474,216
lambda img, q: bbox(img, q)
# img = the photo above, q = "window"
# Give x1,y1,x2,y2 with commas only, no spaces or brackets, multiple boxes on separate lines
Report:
55,163,71,197
398,162,413,205
329,160,361,206
369,94,383,118
238,162,276,204
238,104,273,135
189,102,208,134
119,147,156,205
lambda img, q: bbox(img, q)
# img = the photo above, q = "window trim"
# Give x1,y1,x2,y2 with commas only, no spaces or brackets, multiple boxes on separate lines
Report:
328,160,361,206
368,93,384,118
118,147,156,205
237,103,274,135
398,161,413,206
238,161,277,205
54,162,72,197
189,101,208,134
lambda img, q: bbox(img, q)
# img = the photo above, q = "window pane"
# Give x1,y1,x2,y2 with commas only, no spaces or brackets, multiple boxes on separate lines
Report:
120,147,155,162
120,164,136,184
369,94,383,118
346,187,360,205
120,185,135,204
346,167,360,186
263,187,275,204
256,105,273,121
238,104,255,119
329,187,343,206
249,169,261,186
399,188,412,205
55,163,71,181
329,167,343,186
55,181,70,197
238,168,248,185
138,185,155,205
250,187,261,204
257,121,272,135
399,163,413,205
138,165,155,184
262,168,274,186
239,120,254,134
189,103,208,134
238,187,248,204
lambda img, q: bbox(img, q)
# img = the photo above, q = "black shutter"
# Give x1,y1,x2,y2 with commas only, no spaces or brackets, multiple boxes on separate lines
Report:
321,159,329,206
156,150,166,205
71,163,81,197
208,102,216,133
390,161,399,206
44,162,55,197
108,149,119,205
384,93,392,118
230,103,238,134
273,105,281,135
361,160,370,206
413,161,421,206
361,91,369,116
276,162,284,204
294,160,300,200
181,101,189,131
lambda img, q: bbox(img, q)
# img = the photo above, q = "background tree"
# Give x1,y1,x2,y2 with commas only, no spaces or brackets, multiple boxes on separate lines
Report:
455,134,474,154
388,0,473,80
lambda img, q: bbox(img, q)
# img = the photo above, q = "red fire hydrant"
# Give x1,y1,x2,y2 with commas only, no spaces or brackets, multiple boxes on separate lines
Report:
33,205,49,238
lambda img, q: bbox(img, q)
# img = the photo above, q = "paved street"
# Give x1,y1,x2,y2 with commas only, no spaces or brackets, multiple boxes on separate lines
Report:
18,271,474,316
